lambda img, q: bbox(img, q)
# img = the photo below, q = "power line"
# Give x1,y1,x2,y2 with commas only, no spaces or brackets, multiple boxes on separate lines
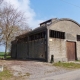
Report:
61,0,80,8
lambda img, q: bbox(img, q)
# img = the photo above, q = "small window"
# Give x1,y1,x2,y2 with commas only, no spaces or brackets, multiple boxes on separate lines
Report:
29,31,46,41
77,35,80,41
49,30,65,39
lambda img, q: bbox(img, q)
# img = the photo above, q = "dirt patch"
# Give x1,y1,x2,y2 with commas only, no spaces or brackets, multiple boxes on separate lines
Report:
0,60,73,80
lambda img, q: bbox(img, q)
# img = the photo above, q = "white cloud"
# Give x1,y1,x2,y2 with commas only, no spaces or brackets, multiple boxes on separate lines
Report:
5,0,43,29
0,0,44,52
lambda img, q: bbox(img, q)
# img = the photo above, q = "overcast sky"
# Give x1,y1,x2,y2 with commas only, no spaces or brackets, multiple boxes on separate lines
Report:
0,0,80,52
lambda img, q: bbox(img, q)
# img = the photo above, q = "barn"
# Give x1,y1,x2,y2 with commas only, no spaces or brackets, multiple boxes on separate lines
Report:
11,18,80,62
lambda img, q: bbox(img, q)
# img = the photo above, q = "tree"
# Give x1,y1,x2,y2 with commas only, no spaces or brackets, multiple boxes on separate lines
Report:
0,0,3,4
0,1,31,58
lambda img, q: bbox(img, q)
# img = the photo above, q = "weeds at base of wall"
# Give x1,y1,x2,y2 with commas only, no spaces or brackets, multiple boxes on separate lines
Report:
53,62,80,69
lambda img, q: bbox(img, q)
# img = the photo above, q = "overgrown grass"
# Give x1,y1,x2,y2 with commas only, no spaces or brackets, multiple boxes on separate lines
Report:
0,67,12,80
53,62,80,69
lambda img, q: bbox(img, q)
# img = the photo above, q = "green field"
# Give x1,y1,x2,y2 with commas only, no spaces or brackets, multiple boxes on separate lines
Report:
0,52,5,56
0,52,11,59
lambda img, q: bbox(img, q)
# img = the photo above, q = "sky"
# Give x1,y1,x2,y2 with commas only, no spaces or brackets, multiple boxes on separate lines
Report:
0,0,80,52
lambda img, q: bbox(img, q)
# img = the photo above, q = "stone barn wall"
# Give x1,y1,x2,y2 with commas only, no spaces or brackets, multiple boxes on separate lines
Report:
48,19,80,62
49,38,67,62
11,18,80,62
77,42,80,60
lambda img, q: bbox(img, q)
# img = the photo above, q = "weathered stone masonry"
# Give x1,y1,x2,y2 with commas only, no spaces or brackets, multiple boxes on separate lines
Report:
11,18,80,62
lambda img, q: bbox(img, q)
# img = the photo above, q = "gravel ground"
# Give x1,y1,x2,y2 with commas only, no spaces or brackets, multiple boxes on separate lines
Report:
0,60,73,80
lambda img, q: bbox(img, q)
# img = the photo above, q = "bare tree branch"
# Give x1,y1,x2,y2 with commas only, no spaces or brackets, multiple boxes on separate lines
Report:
0,1,31,58
0,0,3,4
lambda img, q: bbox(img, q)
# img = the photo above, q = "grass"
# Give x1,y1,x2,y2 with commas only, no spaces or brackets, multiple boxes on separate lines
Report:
0,52,11,59
53,62,80,69
0,67,12,80
25,73,31,76
0,65,30,80
0,52,9,56
0,56,11,59
0,52,5,55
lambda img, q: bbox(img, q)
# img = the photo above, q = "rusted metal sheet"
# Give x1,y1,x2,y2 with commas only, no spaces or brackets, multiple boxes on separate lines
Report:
67,41,76,61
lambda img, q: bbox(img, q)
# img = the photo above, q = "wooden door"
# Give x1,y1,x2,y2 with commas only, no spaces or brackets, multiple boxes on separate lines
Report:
66,41,76,61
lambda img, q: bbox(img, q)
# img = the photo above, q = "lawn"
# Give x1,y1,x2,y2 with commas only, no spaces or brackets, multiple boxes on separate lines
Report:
53,62,80,69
